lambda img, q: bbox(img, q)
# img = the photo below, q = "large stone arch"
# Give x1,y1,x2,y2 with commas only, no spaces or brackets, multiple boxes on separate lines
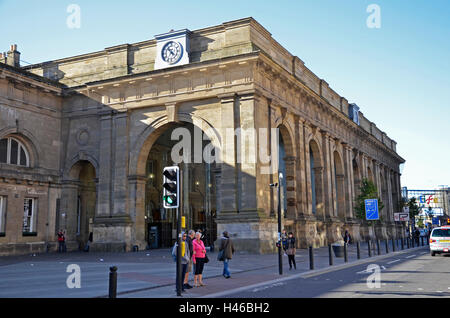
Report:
308,138,324,218
277,123,297,221
128,112,222,249
130,113,222,177
61,159,97,250
333,150,346,220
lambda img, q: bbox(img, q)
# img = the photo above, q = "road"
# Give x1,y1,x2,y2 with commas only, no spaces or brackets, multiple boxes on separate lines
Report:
223,248,450,298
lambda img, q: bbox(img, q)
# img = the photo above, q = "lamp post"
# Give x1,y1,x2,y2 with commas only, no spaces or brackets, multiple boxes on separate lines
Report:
270,172,283,275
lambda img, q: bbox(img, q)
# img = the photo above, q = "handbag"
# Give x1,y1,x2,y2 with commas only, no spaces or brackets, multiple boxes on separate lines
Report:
217,250,224,261
204,253,209,263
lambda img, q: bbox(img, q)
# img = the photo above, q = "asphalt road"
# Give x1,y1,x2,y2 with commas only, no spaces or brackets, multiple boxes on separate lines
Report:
224,248,450,298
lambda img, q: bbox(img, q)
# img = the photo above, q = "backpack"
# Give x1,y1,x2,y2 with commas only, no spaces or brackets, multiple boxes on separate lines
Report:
171,243,177,262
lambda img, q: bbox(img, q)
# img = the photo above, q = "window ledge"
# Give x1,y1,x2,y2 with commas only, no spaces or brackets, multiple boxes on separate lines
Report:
22,232,37,237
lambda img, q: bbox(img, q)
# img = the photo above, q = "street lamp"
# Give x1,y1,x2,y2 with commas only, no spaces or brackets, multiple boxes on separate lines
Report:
270,172,283,275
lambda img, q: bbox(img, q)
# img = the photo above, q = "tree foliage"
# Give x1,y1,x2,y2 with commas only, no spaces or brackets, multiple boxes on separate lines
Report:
354,178,384,225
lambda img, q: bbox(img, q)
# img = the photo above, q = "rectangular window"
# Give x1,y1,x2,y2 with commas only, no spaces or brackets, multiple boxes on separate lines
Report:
0,196,6,233
23,198,36,234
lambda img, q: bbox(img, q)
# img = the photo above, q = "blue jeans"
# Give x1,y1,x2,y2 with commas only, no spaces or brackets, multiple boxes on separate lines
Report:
223,259,230,277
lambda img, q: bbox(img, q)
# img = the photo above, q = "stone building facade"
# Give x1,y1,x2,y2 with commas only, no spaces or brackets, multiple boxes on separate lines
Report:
0,18,405,255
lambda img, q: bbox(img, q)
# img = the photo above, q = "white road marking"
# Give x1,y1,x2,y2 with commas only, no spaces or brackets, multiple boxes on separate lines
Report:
387,259,401,264
405,255,416,259
417,288,424,291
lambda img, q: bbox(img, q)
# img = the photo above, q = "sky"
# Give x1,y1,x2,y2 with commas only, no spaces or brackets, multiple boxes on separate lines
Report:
0,0,449,190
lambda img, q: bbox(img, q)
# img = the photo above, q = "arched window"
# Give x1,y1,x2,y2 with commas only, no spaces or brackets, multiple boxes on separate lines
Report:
0,137,30,167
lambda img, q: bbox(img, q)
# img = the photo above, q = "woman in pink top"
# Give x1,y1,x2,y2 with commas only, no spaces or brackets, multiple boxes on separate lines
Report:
192,232,207,287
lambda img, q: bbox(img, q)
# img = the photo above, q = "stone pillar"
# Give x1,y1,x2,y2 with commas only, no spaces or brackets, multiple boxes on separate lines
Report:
214,92,276,253
112,111,129,217
128,175,146,250
321,132,335,219
60,180,79,251
97,111,113,218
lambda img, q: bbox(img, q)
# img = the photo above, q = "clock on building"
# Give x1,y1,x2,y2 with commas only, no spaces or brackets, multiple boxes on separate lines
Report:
161,41,183,65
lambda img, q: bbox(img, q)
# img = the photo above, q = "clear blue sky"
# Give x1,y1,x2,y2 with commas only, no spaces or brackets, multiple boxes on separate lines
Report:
1,0,449,190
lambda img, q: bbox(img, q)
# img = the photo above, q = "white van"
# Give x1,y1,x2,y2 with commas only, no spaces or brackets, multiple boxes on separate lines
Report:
430,226,450,256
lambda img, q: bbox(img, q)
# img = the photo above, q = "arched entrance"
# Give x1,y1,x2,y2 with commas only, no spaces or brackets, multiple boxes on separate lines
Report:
309,140,324,218
66,160,97,250
140,122,219,249
333,151,346,219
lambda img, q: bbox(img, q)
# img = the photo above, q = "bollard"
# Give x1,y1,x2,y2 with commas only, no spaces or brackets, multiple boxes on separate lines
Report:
356,241,361,260
109,266,118,298
407,237,410,249
368,240,372,257
412,237,415,248
401,238,404,250
377,240,381,255
385,240,389,254
309,246,314,270
421,236,424,246
427,236,430,246
328,244,333,266
344,243,348,263
392,238,396,252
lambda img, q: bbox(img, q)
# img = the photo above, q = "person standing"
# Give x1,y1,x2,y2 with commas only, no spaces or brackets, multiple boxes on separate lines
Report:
281,229,288,256
57,230,66,253
180,232,190,292
183,230,195,290
219,231,235,279
192,231,207,287
286,232,296,270
343,230,352,244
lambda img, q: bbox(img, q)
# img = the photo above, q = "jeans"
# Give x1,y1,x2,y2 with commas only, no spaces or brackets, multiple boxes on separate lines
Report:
181,264,188,290
223,259,230,277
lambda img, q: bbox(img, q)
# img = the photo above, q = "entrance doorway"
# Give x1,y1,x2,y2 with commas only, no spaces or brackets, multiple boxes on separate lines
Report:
143,122,218,248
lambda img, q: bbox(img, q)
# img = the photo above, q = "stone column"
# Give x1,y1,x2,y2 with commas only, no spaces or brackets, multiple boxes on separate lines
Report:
97,111,113,218
321,132,335,219
112,111,129,217
60,180,79,251
128,175,146,250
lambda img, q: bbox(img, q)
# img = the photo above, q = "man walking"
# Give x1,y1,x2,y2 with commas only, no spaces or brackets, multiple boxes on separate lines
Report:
219,231,235,279
183,230,195,289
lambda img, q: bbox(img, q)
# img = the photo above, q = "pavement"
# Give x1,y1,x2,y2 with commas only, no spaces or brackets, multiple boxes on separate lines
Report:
0,239,428,298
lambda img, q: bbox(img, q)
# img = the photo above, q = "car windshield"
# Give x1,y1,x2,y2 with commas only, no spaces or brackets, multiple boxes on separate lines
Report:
432,229,450,237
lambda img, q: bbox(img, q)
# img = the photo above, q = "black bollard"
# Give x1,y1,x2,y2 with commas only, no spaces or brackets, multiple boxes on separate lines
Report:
368,240,372,257
344,243,348,263
392,238,396,252
309,246,314,270
385,240,389,254
401,237,404,250
421,236,424,246
412,237,415,248
328,244,333,266
377,240,381,255
407,237,410,249
356,241,361,260
109,266,118,298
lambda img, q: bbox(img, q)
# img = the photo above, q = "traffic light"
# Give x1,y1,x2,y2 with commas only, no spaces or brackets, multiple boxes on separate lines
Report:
162,166,179,209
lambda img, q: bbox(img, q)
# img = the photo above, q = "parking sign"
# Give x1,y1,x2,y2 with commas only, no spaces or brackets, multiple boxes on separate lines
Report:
365,199,379,220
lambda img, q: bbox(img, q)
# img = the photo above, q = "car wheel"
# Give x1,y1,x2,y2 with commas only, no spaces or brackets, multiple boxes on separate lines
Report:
431,251,436,256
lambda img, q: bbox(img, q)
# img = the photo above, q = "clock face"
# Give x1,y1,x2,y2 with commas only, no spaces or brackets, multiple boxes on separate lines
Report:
161,41,183,65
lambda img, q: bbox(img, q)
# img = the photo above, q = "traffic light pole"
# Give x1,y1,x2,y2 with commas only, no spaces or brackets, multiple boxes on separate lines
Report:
277,178,283,275
176,167,182,297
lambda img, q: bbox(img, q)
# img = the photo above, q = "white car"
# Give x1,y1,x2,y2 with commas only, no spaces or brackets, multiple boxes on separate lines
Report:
430,226,450,256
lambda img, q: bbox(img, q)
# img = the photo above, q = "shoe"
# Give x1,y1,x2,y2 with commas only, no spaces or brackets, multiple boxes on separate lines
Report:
184,283,193,289
199,282,206,286
225,275,231,279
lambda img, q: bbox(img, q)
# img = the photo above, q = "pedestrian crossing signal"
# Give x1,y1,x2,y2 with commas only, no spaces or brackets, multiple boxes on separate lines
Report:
163,166,179,209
